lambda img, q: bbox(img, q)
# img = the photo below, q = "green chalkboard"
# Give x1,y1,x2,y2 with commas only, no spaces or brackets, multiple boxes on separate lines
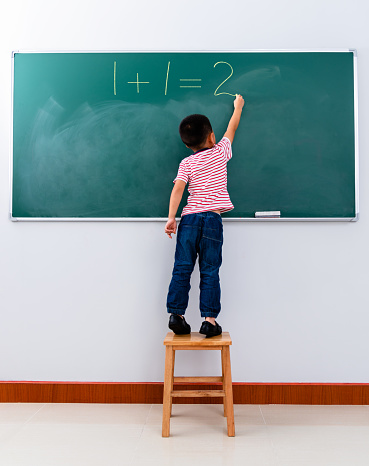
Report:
11,51,358,220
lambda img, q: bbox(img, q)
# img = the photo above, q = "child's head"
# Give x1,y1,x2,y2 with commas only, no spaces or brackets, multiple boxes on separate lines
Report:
179,114,213,151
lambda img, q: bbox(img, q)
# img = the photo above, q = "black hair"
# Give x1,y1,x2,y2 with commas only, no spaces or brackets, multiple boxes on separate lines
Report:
179,114,213,150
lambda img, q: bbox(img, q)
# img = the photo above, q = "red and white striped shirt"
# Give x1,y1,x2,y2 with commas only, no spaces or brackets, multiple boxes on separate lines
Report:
174,137,234,216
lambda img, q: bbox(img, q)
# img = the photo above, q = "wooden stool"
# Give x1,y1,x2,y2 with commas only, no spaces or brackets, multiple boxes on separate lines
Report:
162,331,235,437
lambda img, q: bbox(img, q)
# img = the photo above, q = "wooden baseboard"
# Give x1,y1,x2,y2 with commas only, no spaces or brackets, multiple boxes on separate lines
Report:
1,382,369,404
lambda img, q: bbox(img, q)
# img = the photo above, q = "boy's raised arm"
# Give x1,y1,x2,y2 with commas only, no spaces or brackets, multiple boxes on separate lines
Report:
223,94,245,144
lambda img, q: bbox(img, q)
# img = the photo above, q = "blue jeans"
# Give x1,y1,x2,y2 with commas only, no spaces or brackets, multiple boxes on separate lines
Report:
167,212,223,318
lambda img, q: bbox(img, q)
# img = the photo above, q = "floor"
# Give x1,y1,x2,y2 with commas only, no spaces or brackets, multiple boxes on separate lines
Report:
0,403,369,465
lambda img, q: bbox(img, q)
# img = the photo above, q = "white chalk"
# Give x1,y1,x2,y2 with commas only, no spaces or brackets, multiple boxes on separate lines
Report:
255,211,281,218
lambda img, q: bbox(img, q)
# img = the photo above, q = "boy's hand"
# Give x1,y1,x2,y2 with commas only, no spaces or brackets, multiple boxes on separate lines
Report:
165,218,177,238
234,94,245,110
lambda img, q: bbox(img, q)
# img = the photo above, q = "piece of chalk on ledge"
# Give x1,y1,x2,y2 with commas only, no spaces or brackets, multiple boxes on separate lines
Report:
255,211,281,218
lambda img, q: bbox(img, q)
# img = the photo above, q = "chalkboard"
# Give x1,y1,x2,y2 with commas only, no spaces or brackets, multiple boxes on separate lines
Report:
11,51,358,220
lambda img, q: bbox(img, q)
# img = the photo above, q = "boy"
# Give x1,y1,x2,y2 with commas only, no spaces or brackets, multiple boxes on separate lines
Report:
165,94,245,337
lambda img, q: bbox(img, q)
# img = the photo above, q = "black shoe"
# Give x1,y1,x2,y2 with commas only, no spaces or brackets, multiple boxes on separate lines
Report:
199,321,222,338
168,314,191,335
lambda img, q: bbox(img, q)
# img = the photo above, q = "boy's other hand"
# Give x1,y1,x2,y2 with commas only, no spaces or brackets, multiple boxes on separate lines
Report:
234,94,245,110
165,218,177,238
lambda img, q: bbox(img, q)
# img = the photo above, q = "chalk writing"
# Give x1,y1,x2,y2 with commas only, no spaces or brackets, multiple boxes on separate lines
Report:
179,78,202,89
114,61,238,97
214,62,237,97
114,61,117,96
165,61,170,96
127,73,150,93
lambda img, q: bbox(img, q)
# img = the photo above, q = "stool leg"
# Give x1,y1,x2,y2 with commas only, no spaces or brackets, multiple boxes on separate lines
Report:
223,346,235,436
162,345,174,437
221,348,227,418
170,349,175,416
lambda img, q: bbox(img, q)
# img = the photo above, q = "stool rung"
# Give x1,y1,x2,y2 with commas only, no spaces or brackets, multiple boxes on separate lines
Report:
174,376,223,383
174,345,222,351
171,390,225,398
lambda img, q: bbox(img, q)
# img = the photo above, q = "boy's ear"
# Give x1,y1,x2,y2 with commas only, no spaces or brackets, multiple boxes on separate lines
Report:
209,132,216,147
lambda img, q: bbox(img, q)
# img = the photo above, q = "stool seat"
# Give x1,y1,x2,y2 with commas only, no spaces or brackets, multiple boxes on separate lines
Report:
162,331,235,437
164,331,232,348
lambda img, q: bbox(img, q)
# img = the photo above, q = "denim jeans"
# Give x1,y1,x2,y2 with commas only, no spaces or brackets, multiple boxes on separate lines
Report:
167,211,223,318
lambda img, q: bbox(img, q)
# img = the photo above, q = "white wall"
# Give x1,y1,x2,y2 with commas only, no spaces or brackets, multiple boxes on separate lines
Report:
1,0,368,383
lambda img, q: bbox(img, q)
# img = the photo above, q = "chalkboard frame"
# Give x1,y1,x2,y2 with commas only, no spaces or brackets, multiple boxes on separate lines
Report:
10,49,359,222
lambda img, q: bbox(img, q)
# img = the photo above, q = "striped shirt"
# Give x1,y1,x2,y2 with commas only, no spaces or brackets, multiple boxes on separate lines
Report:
174,137,234,216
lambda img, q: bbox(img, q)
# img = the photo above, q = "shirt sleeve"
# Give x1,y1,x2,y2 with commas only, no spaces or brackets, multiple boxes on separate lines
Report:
174,158,189,184
217,137,233,161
